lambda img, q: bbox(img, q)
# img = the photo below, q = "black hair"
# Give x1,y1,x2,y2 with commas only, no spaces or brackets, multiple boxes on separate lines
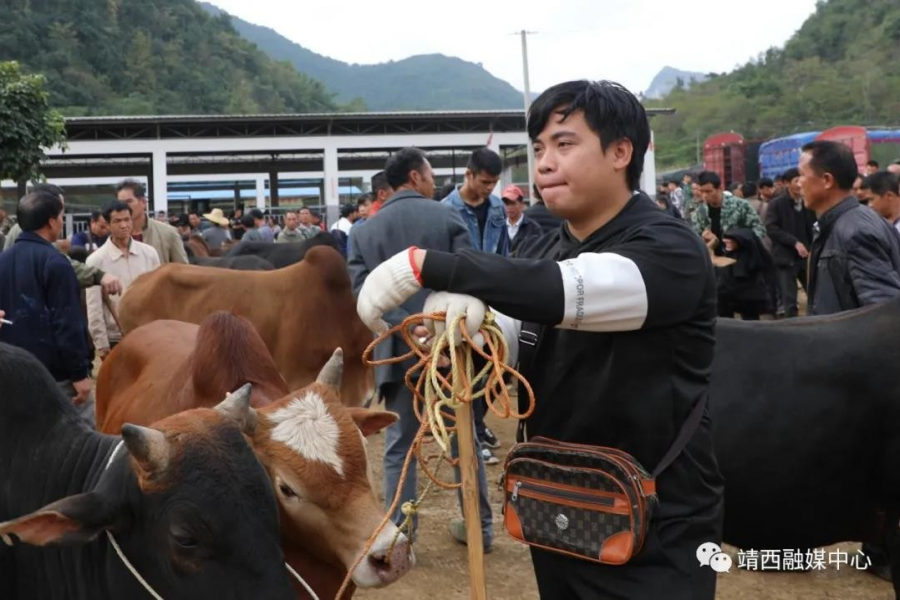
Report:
801,141,858,190
249,208,264,221
697,171,721,189
298,206,311,213
371,171,391,194
355,193,373,209
102,200,133,224
774,175,785,183
757,177,774,189
68,246,89,264
867,160,879,169
782,168,800,182
29,183,65,199
240,213,256,228
527,80,650,190
339,203,357,218
466,147,502,177
116,178,146,198
741,182,758,198
860,176,872,191
90,210,103,222
17,189,64,232
728,181,742,192
385,147,429,189
867,171,900,196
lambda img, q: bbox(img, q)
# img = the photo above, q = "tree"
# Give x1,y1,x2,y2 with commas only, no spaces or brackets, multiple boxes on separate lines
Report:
0,61,67,198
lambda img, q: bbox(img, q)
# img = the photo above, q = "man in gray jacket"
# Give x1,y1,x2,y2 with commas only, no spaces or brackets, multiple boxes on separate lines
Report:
802,141,900,316
348,147,495,550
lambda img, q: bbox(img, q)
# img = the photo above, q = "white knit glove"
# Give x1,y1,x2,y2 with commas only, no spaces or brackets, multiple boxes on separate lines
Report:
423,291,486,347
357,249,423,334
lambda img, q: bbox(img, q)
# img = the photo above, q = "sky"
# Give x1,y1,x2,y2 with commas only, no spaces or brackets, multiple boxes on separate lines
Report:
206,0,820,96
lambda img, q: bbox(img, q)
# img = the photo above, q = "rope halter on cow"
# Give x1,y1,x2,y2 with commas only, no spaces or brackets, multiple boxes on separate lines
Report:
334,310,536,599
104,441,320,600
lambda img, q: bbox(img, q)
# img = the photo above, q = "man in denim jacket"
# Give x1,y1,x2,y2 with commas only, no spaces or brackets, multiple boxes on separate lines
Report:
442,148,509,257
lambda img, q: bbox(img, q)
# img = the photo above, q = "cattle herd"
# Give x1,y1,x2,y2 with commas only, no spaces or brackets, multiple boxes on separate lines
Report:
1,234,900,599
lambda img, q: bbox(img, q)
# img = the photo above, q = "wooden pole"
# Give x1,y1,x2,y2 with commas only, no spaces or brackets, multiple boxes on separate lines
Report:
455,400,487,599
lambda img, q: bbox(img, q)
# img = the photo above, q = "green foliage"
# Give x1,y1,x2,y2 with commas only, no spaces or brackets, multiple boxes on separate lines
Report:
645,0,900,170
0,0,340,115
0,61,66,185
202,2,523,111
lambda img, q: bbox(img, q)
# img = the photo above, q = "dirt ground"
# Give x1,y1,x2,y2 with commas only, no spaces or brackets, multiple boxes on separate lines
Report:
357,411,892,600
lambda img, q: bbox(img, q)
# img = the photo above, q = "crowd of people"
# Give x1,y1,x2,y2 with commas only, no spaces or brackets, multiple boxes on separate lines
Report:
3,77,900,599
655,156,900,319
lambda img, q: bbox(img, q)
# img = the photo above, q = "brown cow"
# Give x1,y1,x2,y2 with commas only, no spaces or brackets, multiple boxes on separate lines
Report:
96,312,413,599
117,245,374,406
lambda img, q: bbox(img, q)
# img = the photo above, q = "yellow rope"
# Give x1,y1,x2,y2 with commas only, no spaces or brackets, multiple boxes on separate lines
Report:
333,311,535,600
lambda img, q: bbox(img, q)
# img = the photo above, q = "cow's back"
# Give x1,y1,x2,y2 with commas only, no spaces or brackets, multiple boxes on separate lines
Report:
710,303,900,549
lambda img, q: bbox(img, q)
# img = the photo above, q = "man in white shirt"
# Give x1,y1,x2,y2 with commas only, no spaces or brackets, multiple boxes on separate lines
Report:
330,203,359,235
86,200,160,360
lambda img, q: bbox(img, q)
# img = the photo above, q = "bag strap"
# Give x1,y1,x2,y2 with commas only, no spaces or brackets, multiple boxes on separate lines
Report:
650,394,708,478
515,321,542,443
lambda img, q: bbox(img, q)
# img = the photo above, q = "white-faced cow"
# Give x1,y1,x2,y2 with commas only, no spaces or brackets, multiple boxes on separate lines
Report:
0,342,296,600
95,311,413,599
711,299,900,596
117,245,374,406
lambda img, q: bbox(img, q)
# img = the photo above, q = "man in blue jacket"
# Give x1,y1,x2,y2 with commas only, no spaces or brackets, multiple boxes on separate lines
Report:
0,189,92,407
441,147,508,468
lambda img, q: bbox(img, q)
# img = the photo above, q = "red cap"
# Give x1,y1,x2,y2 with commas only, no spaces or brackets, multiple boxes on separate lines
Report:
501,184,525,202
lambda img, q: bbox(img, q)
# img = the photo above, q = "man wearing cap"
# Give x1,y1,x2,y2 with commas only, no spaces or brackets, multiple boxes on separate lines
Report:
502,184,542,255
201,208,233,251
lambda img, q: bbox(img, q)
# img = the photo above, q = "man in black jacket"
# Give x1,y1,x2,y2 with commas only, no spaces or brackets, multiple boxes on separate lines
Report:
801,141,900,316
355,80,723,599
765,168,816,317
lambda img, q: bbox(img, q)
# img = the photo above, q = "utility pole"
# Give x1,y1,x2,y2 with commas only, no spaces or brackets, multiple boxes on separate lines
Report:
520,30,536,204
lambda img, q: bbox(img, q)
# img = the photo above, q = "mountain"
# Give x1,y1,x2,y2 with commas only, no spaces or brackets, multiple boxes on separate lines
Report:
199,2,525,111
0,0,338,115
644,67,708,99
645,0,900,169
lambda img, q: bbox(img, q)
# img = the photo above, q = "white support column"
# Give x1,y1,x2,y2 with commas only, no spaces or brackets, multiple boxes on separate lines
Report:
256,176,266,210
151,150,168,214
640,130,657,195
323,144,339,225
487,140,502,197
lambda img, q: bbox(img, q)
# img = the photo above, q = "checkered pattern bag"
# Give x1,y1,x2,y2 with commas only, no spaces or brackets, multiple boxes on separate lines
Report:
502,399,707,565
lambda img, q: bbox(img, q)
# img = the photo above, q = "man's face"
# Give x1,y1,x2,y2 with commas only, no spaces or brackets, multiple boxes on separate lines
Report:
49,209,64,240
759,185,775,201
691,183,701,200
156,212,167,222
698,184,723,207
787,176,802,200
285,212,299,230
503,198,525,221
869,190,898,219
108,209,133,243
857,187,874,205
852,176,863,197
358,200,372,219
411,160,436,199
189,214,201,228
116,189,147,221
91,216,109,237
775,179,785,191
533,109,632,221
667,182,678,192
298,209,312,225
799,152,830,213
866,164,879,176
465,170,500,201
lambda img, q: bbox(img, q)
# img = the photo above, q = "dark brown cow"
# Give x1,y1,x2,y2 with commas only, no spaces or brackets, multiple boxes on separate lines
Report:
96,312,413,599
118,245,374,406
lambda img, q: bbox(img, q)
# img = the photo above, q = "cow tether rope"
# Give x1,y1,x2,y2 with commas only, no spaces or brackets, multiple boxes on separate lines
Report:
104,441,320,600
334,311,536,599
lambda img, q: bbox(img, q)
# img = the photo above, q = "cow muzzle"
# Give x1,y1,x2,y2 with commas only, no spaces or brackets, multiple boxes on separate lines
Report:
351,526,415,588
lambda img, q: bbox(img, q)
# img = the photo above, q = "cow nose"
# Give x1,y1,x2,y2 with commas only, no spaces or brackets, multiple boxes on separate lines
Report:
367,533,415,584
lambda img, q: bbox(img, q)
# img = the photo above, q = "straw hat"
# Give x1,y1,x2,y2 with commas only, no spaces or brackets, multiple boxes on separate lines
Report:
203,208,230,227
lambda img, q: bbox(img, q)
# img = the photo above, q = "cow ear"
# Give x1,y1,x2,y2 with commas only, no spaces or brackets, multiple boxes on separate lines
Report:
346,407,399,437
0,492,114,547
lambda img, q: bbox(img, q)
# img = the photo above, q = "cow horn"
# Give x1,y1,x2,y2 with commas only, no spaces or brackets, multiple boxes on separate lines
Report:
214,383,257,433
121,424,170,474
316,348,344,390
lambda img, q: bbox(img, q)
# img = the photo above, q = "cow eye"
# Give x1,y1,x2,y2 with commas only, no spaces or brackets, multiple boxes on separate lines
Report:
171,528,199,549
278,482,299,500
